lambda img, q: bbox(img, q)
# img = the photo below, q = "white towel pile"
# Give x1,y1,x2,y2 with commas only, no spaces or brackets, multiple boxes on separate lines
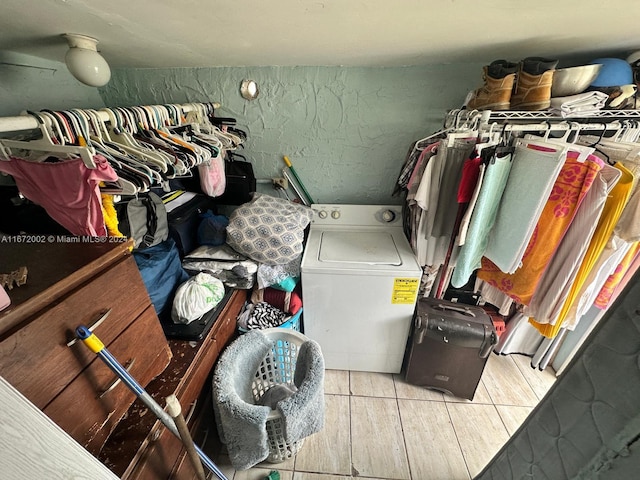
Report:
550,91,609,117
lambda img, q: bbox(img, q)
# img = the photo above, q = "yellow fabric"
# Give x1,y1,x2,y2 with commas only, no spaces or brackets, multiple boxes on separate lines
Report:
100,193,125,237
530,162,634,338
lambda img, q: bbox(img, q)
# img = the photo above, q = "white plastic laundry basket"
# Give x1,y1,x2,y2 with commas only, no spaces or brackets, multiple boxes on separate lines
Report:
250,328,309,463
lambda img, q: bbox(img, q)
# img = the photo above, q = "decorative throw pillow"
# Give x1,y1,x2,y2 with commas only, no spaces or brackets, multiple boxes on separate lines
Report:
226,193,313,265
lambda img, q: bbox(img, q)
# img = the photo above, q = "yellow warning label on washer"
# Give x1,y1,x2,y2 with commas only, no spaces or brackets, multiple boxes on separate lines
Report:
392,278,419,304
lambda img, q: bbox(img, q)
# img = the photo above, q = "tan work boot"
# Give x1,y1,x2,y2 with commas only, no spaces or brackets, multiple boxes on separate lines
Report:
511,57,558,110
467,60,518,110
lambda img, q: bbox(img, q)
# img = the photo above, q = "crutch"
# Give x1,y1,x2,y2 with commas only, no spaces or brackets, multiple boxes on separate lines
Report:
75,325,229,480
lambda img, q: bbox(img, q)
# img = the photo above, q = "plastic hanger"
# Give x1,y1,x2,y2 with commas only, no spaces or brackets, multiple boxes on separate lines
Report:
73,109,141,195
444,111,479,147
523,122,592,162
0,112,97,168
475,122,502,155
102,108,169,173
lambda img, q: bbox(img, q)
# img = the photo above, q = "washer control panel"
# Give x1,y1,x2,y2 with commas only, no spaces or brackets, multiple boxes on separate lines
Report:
311,204,402,227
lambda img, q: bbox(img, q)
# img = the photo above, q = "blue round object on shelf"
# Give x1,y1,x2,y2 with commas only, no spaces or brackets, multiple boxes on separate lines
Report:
589,58,633,87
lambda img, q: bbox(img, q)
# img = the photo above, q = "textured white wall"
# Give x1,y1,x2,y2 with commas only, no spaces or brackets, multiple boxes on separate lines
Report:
100,64,484,204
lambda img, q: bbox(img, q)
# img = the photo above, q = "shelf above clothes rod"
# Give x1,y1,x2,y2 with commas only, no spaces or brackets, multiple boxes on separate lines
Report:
485,109,640,122
443,108,640,136
446,108,640,127
0,102,221,134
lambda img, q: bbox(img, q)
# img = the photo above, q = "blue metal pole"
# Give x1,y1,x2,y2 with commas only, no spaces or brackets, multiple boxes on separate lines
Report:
75,325,229,480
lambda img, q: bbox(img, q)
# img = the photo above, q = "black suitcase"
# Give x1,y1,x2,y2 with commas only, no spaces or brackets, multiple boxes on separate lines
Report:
161,191,218,258
403,298,498,400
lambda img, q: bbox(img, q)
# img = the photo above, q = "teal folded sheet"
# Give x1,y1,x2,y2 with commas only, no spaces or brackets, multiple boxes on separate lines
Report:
451,151,513,288
484,144,566,274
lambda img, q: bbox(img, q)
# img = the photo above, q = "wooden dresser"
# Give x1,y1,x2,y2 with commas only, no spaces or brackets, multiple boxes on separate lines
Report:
0,240,244,478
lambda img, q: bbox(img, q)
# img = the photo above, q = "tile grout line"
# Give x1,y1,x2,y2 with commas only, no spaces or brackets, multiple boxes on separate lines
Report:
348,372,356,478
393,375,414,480
444,401,473,480
511,354,555,402
505,354,540,401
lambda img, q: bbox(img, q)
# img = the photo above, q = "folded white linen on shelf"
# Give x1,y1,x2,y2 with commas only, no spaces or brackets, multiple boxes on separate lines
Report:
550,91,609,117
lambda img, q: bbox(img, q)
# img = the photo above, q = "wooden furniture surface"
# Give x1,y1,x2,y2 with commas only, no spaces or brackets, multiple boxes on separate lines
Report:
0,241,133,337
0,240,245,478
100,288,244,479
0,241,173,456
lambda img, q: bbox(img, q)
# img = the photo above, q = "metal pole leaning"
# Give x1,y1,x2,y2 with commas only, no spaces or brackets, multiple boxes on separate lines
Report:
283,155,314,204
75,325,229,480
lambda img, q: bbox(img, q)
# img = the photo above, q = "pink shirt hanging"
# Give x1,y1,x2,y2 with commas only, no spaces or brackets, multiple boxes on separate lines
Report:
0,154,118,236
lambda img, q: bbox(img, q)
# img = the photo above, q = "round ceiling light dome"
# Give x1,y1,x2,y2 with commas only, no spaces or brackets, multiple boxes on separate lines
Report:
63,33,111,87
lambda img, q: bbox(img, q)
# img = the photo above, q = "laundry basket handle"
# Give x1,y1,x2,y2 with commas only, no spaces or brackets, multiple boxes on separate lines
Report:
259,327,310,345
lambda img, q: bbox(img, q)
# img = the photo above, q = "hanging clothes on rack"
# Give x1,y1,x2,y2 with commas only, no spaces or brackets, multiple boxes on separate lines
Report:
530,162,634,337
522,163,616,323
562,235,633,328
398,109,640,365
477,149,604,305
482,141,567,274
0,101,231,238
0,154,117,236
405,142,439,259
450,146,513,288
593,241,640,308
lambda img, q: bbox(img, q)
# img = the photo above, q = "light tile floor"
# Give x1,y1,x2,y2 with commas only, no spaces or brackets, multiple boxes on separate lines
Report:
213,353,557,480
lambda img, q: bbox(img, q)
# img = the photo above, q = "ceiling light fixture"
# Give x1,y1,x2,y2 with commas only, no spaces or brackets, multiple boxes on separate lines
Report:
63,33,111,87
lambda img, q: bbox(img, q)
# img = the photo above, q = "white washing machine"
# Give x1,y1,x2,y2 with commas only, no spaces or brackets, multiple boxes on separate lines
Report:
301,204,422,373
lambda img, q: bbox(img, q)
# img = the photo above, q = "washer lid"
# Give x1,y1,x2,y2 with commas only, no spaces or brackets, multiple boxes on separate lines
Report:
318,231,402,265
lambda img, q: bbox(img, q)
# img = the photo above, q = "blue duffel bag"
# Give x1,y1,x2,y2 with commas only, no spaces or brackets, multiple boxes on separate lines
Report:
133,238,189,317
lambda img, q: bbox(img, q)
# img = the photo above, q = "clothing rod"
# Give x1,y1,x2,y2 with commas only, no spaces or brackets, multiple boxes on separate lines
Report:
0,102,221,134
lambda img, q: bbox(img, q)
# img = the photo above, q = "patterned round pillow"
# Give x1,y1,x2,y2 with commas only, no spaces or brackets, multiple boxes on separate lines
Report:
226,193,313,265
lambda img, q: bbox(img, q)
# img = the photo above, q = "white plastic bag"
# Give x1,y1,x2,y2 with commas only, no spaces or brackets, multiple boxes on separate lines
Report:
171,272,225,324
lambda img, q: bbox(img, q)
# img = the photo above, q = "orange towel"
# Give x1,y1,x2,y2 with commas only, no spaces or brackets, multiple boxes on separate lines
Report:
478,153,602,305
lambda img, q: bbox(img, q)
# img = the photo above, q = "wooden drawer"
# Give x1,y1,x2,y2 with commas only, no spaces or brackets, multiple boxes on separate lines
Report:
129,411,194,480
101,290,246,479
0,256,151,409
43,305,172,455
172,389,220,480
126,335,224,480
131,386,215,480
128,293,243,479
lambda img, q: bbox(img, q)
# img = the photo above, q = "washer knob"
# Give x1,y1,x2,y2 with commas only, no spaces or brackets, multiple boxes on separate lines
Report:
381,210,396,223
331,210,341,219
318,210,328,219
